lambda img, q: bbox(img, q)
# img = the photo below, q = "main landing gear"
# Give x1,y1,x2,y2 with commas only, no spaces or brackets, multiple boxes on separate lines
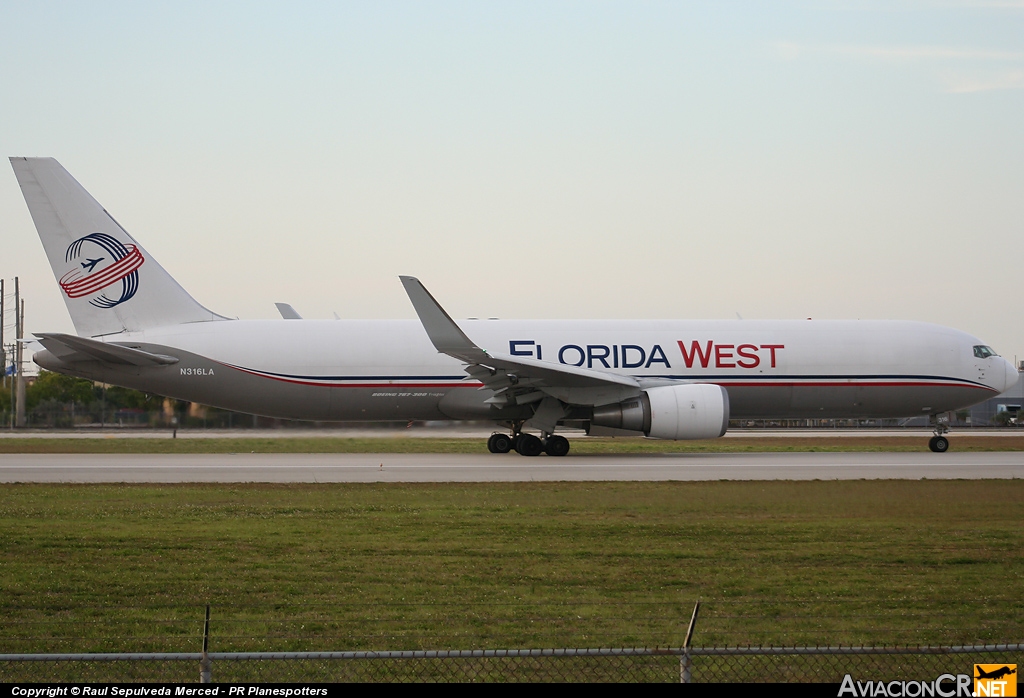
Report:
486,433,513,453
487,430,570,457
928,425,950,453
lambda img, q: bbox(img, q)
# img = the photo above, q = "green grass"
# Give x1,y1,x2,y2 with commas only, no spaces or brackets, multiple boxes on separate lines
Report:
1,481,1021,653
1,435,1024,453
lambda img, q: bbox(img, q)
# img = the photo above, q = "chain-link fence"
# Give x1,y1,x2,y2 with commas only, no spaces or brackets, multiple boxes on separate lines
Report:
7,599,1021,654
1,645,1020,683
3,601,1020,682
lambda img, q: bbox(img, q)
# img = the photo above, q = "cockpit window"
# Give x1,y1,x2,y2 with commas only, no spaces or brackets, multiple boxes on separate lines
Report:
974,345,998,359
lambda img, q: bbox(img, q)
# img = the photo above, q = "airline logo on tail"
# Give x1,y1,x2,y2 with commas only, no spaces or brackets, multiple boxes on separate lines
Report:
59,233,145,308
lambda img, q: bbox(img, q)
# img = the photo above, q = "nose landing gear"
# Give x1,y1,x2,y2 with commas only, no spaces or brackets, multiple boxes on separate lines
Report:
928,424,950,453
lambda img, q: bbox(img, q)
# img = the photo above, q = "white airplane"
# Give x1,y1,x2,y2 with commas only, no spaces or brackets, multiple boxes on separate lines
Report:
10,157,1018,455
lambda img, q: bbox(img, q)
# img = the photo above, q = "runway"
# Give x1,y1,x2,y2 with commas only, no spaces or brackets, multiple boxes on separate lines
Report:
1,452,1023,482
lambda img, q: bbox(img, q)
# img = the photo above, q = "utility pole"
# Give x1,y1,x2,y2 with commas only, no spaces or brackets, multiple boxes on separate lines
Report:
14,278,25,428
0,278,5,392
2,279,9,429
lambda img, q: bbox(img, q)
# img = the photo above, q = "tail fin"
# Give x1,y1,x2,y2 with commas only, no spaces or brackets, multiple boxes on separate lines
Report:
10,157,226,337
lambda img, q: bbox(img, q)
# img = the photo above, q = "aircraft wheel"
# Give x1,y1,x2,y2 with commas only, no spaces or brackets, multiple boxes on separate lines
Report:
929,436,949,453
545,435,570,457
515,434,544,457
487,433,512,454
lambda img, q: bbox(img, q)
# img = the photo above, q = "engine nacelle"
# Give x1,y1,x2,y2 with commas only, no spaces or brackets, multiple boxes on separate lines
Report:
591,384,730,440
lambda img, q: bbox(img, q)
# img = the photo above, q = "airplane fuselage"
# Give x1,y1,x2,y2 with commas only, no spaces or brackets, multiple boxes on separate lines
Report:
34,318,1016,424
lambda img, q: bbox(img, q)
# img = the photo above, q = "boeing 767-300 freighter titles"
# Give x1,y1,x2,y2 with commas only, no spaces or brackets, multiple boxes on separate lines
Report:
10,157,1018,455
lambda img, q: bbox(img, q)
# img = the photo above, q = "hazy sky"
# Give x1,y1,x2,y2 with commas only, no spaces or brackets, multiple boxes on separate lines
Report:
2,2,1022,357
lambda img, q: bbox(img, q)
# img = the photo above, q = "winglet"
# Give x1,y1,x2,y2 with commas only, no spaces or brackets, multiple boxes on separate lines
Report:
399,276,487,363
275,303,302,319
399,276,643,406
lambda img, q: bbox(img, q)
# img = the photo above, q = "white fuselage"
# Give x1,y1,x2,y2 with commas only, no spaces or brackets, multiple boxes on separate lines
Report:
35,317,1018,424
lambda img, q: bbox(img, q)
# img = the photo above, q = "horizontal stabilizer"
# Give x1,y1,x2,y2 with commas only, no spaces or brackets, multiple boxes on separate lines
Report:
35,333,179,366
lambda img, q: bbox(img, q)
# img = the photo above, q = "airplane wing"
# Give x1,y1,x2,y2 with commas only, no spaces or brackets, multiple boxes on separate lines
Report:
400,276,641,407
34,333,179,366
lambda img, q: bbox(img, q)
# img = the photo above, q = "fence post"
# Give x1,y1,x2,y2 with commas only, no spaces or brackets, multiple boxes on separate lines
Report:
200,604,212,683
680,599,700,683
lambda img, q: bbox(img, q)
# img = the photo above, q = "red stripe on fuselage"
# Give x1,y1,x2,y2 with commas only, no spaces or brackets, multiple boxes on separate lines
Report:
219,363,991,393
709,380,994,391
221,363,482,388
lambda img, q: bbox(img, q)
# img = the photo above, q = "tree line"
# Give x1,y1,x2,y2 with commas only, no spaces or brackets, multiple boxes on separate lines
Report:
0,371,250,429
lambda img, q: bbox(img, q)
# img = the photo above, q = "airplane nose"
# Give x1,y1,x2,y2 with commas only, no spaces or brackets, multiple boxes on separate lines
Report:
1003,358,1019,393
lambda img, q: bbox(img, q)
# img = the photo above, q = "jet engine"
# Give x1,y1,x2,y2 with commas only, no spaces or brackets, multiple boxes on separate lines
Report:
590,384,730,440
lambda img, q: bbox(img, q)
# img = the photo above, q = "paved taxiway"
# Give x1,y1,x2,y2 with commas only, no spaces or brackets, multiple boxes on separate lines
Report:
1,452,1022,482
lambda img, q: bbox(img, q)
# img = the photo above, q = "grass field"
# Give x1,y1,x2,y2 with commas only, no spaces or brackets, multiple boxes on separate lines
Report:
2,435,1024,453
1,480,1021,654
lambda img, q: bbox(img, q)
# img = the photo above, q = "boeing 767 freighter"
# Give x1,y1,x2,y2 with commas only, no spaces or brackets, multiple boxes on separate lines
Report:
10,157,1018,455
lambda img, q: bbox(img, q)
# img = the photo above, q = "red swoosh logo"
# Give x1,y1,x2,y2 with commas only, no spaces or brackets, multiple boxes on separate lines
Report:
59,245,145,299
